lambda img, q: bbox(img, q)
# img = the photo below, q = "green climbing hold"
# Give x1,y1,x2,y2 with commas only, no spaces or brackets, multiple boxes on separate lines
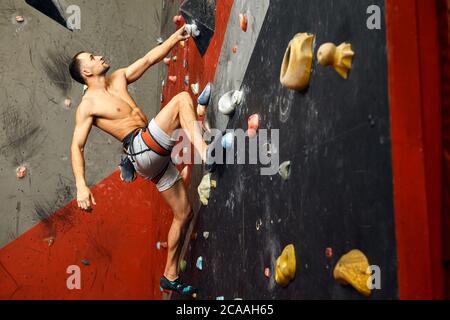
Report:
179,259,187,272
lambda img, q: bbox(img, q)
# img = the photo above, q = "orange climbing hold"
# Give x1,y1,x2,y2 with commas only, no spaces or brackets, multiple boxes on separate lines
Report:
247,114,260,138
15,16,24,23
168,76,177,83
232,46,237,54
16,166,27,179
239,13,248,32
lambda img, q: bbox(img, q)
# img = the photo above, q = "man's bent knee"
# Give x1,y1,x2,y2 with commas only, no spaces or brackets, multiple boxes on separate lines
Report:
176,91,193,106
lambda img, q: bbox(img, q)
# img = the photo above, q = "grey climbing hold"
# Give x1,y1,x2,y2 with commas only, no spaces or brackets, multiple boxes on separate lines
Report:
218,90,244,115
81,259,90,266
157,37,164,45
278,161,291,180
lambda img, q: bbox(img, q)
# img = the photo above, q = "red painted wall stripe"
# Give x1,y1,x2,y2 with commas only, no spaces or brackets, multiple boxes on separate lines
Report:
386,0,444,299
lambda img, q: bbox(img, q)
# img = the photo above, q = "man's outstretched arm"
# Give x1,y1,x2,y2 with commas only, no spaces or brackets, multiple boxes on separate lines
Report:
123,25,189,84
71,101,96,211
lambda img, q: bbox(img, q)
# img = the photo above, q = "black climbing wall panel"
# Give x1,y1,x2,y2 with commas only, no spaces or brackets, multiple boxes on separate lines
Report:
182,0,397,300
180,0,216,56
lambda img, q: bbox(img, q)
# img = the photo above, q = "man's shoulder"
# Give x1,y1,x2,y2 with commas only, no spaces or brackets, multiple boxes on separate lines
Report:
109,68,127,81
76,96,95,116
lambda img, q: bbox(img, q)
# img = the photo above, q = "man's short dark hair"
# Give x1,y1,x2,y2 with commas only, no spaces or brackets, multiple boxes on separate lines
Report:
69,51,86,85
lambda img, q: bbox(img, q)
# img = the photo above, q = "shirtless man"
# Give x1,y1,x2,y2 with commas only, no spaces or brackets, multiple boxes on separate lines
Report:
68,25,213,296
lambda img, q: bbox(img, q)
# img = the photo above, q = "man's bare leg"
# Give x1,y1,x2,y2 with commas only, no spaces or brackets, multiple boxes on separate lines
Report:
160,179,193,281
154,91,207,163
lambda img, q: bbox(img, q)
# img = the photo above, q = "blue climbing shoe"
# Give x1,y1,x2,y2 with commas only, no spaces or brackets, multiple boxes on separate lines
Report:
197,83,212,106
160,276,197,296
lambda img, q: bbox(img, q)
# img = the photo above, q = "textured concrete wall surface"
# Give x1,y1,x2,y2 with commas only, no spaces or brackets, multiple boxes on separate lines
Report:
0,0,162,248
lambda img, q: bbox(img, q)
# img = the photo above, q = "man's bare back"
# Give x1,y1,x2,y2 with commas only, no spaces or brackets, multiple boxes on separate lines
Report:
81,72,149,142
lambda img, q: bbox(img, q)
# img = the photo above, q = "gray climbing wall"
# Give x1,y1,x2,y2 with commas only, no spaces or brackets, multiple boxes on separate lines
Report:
0,0,163,249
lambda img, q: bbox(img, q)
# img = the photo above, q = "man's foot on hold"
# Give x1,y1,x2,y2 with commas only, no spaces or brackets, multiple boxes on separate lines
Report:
160,276,197,296
197,82,212,106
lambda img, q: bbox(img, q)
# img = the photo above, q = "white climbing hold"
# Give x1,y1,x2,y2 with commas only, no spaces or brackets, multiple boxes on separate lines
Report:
218,90,244,115
191,83,200,95
185,23,200,38
203,231,210,239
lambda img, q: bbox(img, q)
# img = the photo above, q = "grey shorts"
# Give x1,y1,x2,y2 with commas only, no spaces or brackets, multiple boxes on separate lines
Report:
127,119,181,192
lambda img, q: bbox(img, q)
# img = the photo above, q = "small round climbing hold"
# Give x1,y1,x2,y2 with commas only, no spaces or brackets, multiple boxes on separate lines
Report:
179,259,187,272
325,247,333,259
163,58,171,65
247,114,260,138
221,132,234,149
64,98,72,108
172,55,178,62
232,46,238,54
196,256,203,270
16,166,27,179
168,76,177,83
81,259,90,266
239,13,248,32
156,241,168,250
15,16,25,23
156,37,164,45
43,236,55,247
264,267,271,278
203,231,210,239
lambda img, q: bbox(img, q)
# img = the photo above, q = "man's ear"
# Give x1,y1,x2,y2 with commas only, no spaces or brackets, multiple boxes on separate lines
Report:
81,68,92,78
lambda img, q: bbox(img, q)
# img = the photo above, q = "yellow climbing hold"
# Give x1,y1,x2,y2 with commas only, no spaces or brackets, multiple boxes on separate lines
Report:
333,249,371,297
280,33,314,91
198,173,217,206
317,42,355,79
275,244,296,287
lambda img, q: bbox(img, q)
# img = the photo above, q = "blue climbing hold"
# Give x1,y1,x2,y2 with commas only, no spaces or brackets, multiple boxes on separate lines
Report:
198,83,212,106
196,256,204,270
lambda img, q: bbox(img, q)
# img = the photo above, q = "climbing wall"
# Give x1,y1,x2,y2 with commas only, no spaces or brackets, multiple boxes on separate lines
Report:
0,0,445,300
